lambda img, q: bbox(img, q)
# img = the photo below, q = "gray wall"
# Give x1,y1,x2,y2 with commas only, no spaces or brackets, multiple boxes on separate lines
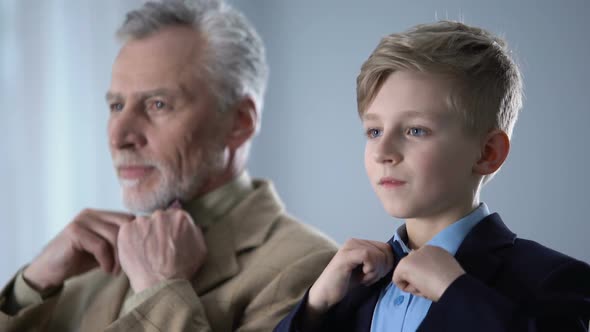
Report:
1,0,588,282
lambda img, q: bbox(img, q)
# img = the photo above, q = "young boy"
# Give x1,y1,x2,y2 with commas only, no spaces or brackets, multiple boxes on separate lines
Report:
275,21,590,331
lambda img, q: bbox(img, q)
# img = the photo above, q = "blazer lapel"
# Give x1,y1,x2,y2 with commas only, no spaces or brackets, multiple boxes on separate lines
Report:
192,179,284,295
192,220,240,295
454,213,516,284
77,179,285,331
79,273,129,332
354,272,393,332
342,237,405,332
418,213,516,331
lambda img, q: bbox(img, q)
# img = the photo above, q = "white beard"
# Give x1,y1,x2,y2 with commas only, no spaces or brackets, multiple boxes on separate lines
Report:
113,148,223,215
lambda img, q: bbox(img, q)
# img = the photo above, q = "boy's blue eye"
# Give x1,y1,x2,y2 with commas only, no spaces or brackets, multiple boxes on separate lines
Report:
408,127,429,136
366,128,382,139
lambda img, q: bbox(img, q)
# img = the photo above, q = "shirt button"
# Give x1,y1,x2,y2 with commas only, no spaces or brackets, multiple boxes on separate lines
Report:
394,295,405,306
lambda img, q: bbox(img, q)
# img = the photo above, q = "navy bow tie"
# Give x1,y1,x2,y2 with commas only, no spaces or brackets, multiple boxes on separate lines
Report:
389,238,408,262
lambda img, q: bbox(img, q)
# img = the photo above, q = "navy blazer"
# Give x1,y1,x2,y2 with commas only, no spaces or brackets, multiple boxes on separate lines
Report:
275,213,590,331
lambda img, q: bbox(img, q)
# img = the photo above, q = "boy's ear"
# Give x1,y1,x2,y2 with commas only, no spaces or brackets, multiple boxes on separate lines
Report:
226,97,258,150
473,129,510,175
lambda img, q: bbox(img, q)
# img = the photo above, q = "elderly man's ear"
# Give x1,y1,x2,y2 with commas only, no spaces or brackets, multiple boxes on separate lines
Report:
226,97,258,150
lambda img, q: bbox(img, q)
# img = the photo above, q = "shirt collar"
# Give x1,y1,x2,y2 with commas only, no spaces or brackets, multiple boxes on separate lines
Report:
183,171,254,229
394,203,491,255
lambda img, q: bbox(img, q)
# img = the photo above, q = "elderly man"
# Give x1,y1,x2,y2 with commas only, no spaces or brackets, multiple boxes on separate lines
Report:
0,1,336,331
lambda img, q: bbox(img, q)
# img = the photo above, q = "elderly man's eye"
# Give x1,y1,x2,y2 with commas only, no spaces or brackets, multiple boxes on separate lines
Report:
148,100,172,112
109,103,124,112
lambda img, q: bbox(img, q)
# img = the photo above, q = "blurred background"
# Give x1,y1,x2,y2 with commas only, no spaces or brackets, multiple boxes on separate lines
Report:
1,0,589,283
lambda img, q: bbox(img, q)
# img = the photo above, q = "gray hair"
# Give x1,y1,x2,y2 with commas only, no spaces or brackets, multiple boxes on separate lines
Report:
117,0,268,123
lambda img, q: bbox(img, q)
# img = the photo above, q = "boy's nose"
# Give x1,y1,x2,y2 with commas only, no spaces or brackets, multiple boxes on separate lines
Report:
374,140,403,165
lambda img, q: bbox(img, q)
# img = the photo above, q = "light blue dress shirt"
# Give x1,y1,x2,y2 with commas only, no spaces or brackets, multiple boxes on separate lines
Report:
370,203,491,332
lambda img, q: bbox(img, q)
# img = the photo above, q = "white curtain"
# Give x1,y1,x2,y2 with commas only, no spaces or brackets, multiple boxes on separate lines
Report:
0,0,143,282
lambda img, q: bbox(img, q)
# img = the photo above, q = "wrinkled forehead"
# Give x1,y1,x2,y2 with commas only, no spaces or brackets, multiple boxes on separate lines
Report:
110,26,206,92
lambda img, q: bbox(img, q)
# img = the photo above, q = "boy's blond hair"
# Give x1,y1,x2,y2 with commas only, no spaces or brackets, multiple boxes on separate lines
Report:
357,21,523,140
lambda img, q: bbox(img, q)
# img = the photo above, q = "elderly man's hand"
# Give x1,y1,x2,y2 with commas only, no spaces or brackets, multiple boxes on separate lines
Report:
117,207,207,293
24,209,134,291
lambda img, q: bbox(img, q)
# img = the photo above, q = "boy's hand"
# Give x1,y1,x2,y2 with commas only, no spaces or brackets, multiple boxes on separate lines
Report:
392,245,465,301
307,239,393,317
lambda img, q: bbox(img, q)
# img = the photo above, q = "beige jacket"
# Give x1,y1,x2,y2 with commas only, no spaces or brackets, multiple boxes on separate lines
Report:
0,180,337,331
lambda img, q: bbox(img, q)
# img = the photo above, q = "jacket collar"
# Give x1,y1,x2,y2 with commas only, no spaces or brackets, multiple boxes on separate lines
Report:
417,213,516,331
184,171,254,230
191,179,284,294
79,179,284,329
354,213,516,332
79,273,129,332
453,213,516,283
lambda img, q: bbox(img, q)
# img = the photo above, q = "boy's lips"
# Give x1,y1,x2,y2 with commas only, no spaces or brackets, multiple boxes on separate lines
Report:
378,177,406,188
117,165,155,180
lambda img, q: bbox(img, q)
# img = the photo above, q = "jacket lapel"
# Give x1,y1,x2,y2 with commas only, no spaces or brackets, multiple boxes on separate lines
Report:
78,273,129,332
329,237,398,331
341,214,516,332
192,220,240,295
78,180,284,329
354,272,393,332
418,213,516,331
192,179,284,295
454,213,516,284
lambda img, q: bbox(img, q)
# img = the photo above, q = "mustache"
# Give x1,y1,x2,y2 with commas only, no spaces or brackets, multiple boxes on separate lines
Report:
113,153,160,168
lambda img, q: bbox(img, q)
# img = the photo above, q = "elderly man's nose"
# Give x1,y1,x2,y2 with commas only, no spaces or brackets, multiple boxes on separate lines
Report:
109,110,147,150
